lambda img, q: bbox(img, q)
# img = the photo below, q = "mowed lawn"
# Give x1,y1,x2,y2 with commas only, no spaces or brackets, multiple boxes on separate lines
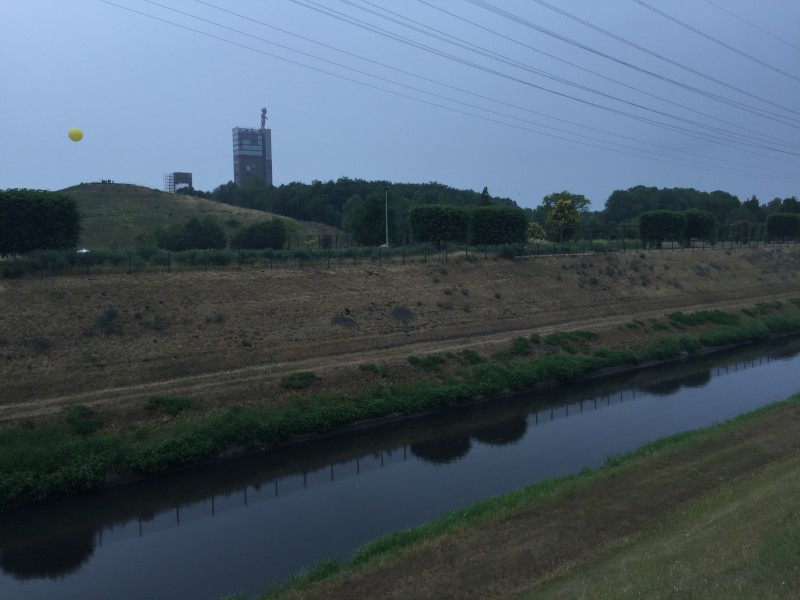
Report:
247,395,800,600
534,458,800,599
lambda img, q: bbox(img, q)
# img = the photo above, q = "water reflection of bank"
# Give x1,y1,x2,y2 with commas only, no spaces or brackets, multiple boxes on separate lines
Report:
2,336,799,585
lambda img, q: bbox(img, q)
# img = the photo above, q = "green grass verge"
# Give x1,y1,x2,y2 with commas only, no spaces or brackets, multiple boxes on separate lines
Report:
228,393,800,599
532,459,800,599
2,305,800,510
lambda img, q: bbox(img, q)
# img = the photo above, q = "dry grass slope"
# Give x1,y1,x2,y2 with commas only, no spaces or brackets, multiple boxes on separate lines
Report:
1,245,799,430
63,182,339,248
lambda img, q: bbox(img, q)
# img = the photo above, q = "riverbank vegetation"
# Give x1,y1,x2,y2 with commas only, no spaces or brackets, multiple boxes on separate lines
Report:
225,393,800,599
2,300,799,510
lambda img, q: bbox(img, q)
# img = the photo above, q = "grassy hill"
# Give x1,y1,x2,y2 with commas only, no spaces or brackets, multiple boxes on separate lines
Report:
62,182,342,249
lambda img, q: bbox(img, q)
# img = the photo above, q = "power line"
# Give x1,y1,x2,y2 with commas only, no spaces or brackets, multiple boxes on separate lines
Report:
192,0,797,176
466,0,800,123
340,0,800,147
408,0,800,149
633,0,800,84
290,0,800,155
99,0,800,183
528,0,800,120
700,0,800,52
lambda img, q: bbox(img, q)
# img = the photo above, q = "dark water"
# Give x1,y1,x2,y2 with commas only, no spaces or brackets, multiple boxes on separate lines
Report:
2,337,800,600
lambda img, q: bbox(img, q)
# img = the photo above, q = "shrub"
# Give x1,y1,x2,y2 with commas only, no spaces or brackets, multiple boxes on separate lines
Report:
96,307,123,335
640,336,682,361
668,310,740,327
496,245,516,260
461,349,482,365
146,396,192,416
391,307,414,324
331,315,358,329
65,405,102,436
281,371,317,389
230,219,288,250
358,363,389,378
407,354,445,369
30,336,52,354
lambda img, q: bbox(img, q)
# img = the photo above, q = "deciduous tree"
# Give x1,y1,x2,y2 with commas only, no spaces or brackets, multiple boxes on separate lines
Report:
230,219,288,250
471,206,528,245
0,189,81,256
409,205,469,248
546,197,582,241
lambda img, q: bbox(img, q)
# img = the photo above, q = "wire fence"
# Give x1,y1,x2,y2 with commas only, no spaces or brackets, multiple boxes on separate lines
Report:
1,229,798,279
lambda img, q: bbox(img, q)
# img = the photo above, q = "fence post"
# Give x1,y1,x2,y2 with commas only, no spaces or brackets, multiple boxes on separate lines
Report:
128,251,132,275
167,252,171,274
204,249,208,271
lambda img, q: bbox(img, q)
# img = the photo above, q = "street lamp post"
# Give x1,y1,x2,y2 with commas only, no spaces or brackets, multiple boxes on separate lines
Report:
384,186,389,247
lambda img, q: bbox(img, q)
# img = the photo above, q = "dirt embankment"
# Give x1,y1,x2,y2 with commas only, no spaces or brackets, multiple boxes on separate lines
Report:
1,246,799,427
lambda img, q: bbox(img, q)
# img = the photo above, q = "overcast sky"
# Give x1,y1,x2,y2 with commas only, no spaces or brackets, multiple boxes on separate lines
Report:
2,1,799,210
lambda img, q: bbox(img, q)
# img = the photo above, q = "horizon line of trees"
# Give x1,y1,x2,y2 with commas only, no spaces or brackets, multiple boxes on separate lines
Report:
179,177,515,230
3,180,798,256
0,189,82,257
180,178,798,241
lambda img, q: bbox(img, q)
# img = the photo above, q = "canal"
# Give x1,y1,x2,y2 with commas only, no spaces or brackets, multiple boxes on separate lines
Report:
1,336,799,599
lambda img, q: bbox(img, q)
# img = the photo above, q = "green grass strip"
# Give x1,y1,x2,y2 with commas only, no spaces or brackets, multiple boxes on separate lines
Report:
2,306,800,510
234,393,800,599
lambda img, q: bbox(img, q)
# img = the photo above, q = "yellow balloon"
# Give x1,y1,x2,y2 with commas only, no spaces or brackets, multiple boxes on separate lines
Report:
68,127,83,142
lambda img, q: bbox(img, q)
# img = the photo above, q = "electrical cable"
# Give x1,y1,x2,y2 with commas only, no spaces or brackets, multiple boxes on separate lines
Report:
191,0,799,176
99,0,800,183
403,0,800,147
633,0,800,84
465,0,800,122
288,0,800,155
700,0,800,52
527,0,800,117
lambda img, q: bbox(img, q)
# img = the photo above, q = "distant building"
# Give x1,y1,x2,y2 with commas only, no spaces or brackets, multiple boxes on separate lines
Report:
164,172,192,193
233,107,272,186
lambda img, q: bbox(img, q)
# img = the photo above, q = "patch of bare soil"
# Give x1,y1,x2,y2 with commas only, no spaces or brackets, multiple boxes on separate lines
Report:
1,246,799,427
284,394,800,599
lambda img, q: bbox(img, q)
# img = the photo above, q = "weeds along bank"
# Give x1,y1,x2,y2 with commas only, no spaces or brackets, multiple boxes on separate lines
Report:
0,246,800,509
2,245,799,407
1,295,800,510
237,394,800,600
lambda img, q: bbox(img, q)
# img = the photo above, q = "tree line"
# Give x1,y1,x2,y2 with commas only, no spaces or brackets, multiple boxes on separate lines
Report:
149,217,288,252
2,181,798,256
0,189,82,256
180,177,514,229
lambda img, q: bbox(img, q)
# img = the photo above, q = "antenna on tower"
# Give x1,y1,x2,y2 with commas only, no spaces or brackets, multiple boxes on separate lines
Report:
261,107,268,129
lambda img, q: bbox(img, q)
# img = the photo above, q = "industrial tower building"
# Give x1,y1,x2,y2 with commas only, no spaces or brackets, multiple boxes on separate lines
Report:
232,108,272,186
163,172,193,193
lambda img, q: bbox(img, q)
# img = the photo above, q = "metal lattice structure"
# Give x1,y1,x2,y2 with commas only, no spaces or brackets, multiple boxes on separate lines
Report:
163,172,193,193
